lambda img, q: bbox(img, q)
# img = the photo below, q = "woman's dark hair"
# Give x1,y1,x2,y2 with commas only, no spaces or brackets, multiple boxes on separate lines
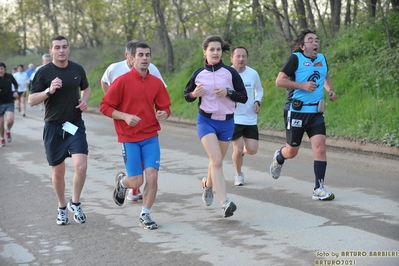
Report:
0,62,6,69
202,35,231,53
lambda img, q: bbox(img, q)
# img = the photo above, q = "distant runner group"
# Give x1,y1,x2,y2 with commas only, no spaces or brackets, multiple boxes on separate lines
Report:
0,27,337,230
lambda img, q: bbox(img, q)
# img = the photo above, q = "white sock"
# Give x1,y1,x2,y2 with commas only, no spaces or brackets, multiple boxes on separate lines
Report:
141,207,151,216
119,179,125,188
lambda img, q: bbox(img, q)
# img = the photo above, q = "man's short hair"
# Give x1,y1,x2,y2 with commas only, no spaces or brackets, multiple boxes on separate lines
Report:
42,53,51,60
49,35,69,48
125,40,140,53
128,42,151,56
231,46,249,57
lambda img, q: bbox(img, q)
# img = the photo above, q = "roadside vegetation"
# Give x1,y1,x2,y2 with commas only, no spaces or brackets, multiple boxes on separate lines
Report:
3,15,398,148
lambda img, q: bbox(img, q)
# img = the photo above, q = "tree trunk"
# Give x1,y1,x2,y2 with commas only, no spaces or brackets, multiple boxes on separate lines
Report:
223,0,234,44
153,0,174,73
252,0,265,43
282,0,293,42
368,0,378,17
17,0,27,55
295,0,308,29
264,1,287,41
345,0,351,26
330,0,341,33
313,0,329,40
353,0,359,20
379,0,392,50
392,0,399,12
304,0,316,29
44,0,59,36
172,0,187,38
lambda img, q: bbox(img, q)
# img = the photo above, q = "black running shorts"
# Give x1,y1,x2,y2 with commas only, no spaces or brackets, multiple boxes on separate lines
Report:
43,119,88,166
232,124,259,141
284,111,326,147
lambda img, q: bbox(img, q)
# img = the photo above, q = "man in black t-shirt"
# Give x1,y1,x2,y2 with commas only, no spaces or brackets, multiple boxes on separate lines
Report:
0,62,19,147
29,35,91,226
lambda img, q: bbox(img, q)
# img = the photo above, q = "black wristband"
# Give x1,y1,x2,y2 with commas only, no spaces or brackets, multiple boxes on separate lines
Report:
255,101,261,106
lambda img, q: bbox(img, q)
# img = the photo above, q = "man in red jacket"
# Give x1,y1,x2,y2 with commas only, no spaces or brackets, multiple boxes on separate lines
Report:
100,42,171,230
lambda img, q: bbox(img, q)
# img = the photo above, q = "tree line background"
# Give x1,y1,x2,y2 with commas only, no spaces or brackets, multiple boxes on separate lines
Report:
1,0,398,146
1,0,398,74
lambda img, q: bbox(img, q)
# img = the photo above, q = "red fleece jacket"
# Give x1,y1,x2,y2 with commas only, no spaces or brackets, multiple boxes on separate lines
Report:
100,67,171,142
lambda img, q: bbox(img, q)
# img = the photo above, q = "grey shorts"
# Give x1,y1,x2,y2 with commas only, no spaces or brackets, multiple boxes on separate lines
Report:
0,103,15,117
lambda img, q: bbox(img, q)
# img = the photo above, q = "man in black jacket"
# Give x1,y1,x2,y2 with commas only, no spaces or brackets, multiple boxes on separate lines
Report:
0,62,19,147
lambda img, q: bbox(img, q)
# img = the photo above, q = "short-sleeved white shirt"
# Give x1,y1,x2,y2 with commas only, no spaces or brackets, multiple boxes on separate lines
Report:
101,60,166,87
233,66,264,125
13,72,30,92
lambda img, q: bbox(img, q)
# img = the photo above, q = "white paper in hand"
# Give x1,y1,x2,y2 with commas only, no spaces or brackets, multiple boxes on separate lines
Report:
62,121,78,135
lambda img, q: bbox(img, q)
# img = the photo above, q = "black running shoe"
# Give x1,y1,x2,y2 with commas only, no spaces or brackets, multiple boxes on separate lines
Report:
222,200,237,218
114,172,127,206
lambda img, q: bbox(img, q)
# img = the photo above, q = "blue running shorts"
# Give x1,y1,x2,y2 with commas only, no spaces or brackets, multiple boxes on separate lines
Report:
122,136,160,177
196,113,234,141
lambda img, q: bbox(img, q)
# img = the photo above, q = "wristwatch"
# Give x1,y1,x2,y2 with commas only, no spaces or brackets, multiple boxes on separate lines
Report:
45,88,52,96
226,88,233,96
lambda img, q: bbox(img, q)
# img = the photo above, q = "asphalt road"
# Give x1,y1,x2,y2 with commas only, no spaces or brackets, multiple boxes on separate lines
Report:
0,105,398,266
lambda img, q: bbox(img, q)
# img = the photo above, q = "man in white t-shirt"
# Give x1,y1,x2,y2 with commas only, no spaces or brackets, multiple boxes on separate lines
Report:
13,64,30,117
101,40,167,201
230,46,264,186
30,54,52,111
101,41,166,94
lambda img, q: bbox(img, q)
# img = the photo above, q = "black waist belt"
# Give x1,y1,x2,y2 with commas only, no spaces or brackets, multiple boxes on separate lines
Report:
199,109,234,120
303,102,318,106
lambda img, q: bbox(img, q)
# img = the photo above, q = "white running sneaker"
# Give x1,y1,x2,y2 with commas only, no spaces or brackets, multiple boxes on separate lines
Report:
67,199,86,224
312,187,335,201
139,213,158,230
57,207,68,225
234,173,244,186
270,149,283,179
201,177,213,206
